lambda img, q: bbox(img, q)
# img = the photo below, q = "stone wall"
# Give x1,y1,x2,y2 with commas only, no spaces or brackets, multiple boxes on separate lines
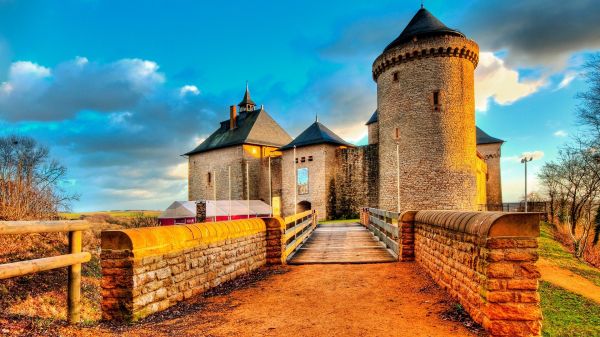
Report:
368,122,379,145
281,144,338,220
188,145,282,203
477,143,503,205
330,145,379,219
100,219,272,321
400,210,542,337
373,35,480,212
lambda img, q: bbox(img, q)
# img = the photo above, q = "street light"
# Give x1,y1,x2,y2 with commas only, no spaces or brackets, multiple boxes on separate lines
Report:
521,155,534,212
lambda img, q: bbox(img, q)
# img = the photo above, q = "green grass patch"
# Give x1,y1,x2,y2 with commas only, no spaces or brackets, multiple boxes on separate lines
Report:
540,281,600,337
320,218,360,224
538,222,600,287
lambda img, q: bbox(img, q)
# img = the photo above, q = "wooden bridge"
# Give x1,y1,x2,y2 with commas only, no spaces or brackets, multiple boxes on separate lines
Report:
280,208,401,264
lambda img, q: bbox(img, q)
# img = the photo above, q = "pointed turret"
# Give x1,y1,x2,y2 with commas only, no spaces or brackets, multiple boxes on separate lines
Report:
238,82,256,112
384,7,465,52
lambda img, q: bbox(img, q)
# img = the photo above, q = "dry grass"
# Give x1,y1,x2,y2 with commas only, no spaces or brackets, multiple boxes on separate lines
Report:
551,222,600,268
0,211,159,334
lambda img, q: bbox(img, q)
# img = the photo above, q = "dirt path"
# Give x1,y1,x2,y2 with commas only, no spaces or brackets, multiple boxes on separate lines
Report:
537,258,600,304
69,263,477,337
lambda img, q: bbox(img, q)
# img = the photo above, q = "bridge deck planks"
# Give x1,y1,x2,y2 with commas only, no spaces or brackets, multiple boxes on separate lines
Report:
287,222,397,264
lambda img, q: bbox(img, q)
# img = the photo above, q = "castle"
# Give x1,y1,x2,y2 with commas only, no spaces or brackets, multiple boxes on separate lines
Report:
185,7,504,220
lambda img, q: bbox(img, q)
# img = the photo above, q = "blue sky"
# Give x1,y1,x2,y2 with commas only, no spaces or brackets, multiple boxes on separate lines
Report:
1,0,599,211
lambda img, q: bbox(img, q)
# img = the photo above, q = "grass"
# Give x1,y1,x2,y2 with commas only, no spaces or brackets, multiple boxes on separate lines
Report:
320,218,360,224
59,210,161,220
538,222,600,287
540,281,600,337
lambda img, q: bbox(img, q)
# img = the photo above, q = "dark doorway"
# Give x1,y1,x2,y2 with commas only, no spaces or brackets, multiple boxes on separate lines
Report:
297,201,312,213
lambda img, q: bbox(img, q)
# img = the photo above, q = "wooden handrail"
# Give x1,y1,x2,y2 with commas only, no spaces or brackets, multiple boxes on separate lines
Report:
0,220,90,234
0,220,89,324
284,210,313,225
0,252,91,279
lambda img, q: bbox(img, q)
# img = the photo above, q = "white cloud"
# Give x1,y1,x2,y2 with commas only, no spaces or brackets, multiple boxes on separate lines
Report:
168,162,188,179
179,85,200,97
553,130,568,137
475,52,545,111
556,72,577,90
521,150,545,161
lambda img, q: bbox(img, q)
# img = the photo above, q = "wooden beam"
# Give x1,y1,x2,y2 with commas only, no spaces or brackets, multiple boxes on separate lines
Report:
0,252,91,280
283,210,313,225
68,230,83,324
282,218,312,242
0,221,90,235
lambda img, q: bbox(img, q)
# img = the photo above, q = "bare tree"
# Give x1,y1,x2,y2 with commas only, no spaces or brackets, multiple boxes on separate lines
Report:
0,134,78,220
577,53,600,137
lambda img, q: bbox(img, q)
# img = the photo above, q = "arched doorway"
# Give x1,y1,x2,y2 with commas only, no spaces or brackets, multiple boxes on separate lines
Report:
297,200,311,213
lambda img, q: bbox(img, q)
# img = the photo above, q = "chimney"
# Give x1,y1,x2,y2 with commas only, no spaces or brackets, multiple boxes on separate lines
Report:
230,105,237,129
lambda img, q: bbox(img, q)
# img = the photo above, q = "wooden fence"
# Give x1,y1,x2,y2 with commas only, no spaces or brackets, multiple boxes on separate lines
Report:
0,220,91,324
366,208,399,258
282,210,317,261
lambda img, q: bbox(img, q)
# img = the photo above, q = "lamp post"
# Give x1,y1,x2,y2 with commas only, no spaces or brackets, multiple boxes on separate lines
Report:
521,155,534,212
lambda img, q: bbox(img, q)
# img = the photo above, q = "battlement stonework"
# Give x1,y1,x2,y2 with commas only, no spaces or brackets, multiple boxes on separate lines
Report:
374,35,480,212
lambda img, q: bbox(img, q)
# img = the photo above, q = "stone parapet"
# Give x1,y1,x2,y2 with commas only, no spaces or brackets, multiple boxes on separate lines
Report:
406,210,542,337
100,219,268,321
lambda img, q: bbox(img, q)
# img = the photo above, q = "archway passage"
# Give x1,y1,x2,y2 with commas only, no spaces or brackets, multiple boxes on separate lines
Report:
297,200,311,212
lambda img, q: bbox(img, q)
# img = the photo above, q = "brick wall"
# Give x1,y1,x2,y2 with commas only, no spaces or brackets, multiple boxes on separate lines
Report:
100,219,277,321
373,35,480,212
330,145,379,219
401,210,542,337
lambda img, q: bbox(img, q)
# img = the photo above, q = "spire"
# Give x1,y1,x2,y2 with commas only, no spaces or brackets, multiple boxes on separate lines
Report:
316,112,319,123
238,82,256,112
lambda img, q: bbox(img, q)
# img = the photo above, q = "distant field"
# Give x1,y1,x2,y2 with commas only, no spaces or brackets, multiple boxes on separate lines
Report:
59,210,161,220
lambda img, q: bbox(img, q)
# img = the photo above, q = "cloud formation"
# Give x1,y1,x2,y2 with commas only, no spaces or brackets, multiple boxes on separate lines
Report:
464,0,600,68
0,57,165,121
553,130,568,137
474,52,545,111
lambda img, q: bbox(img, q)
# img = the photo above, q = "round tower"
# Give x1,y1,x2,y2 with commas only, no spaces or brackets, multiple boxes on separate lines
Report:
373,7,480,211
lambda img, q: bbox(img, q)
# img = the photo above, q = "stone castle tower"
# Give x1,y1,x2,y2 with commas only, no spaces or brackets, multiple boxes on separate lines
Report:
373,7,480,211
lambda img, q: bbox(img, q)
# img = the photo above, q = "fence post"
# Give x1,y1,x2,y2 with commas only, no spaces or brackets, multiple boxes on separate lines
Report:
68,230,82,324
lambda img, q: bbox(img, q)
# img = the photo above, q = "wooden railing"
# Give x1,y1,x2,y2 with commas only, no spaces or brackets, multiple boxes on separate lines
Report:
282,210,317,261
366,208,399,257
0,220,91,324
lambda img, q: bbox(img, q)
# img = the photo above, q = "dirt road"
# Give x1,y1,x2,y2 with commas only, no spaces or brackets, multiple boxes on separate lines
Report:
66,263,478,337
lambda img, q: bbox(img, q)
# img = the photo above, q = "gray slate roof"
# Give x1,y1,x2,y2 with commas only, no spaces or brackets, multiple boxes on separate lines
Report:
364,111,504,145
366,110,378,125
279,121,354,151
184,108,292,155
384,7,465,52
476,127,504,144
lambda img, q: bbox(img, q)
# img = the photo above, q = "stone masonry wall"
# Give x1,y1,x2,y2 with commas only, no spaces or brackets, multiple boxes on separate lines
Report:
374,36,480,212
410,211,542,337
100,219,270,321
331,144,379,219
281,144,338,220
477,143,503,206
188,146,245,201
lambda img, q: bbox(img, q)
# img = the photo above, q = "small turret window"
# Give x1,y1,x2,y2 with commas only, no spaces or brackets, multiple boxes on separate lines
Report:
432,90,441,111
393,72,399,82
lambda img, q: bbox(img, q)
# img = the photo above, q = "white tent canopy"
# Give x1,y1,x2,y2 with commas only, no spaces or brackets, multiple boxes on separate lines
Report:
159,200,272,219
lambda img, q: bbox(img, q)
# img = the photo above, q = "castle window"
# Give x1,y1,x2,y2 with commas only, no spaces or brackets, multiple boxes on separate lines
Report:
432,91,441,111
393,72,399,82
308,156,313,161
395,127,400,140
295,158,298,163
207,172,211,184
301,157,306,162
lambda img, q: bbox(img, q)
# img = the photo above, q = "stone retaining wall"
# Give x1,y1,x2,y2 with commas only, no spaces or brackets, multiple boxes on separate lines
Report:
100,219,273,321
407,211,542,337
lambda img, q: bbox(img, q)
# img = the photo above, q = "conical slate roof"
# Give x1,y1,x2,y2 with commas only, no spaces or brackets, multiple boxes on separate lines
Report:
476,127,504,145
279,121,354,151
238,84,256,107
365,110,378,125
384,7,464,52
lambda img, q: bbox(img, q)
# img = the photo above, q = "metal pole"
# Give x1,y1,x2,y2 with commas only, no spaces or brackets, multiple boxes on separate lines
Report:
228,166,232,221
246,162,250,218
213,169,217,222
396,144,400,213
524,160,528,213
268,155,272,217
293,146,297,215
